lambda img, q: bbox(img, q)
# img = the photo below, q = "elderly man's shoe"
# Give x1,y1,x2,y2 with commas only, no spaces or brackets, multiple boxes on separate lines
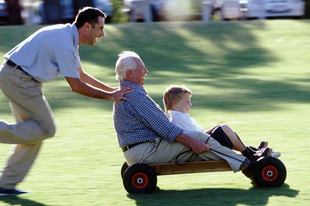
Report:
0,187,29,196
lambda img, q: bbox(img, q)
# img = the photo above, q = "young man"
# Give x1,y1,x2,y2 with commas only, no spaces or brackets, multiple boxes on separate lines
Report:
113,51,264,181
163,85,280,158
0,7,132,196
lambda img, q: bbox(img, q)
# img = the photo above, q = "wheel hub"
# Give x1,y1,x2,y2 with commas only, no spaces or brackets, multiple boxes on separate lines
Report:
132,172,149,189
266,170,273,177
137,177,144,184
262,165,278,181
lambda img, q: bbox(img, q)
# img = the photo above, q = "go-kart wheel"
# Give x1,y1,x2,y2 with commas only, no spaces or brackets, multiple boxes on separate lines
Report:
121,162,129,179
252,156,286,187
123,163,157,194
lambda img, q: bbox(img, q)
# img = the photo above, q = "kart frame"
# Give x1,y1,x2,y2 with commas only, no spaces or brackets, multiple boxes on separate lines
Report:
121,156,287,194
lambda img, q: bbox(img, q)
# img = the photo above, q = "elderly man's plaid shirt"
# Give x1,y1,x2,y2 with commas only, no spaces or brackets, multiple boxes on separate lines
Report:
113,81,182,148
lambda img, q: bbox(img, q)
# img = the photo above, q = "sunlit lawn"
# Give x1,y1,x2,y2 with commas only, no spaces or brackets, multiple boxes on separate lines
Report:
0,19,310,205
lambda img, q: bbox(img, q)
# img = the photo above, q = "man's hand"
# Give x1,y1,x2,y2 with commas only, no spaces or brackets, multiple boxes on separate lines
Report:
175,131,210,154
110,86,133,101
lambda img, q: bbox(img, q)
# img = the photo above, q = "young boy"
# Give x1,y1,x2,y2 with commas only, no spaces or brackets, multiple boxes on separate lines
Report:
163,85,281,158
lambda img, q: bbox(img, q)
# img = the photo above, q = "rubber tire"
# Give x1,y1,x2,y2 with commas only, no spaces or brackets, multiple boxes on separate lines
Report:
123,163,157,194
252,156,286,187
121,162,129,179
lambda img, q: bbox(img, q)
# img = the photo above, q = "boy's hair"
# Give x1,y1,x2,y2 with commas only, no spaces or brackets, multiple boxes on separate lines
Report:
163,85,192,112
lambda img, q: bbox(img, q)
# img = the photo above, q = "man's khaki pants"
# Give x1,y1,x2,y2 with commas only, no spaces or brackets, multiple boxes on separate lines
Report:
124,131,246,172
0,62,56,189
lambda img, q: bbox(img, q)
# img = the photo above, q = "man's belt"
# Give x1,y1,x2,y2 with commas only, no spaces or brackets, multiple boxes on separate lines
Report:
6,59,30,76
122,141,152,152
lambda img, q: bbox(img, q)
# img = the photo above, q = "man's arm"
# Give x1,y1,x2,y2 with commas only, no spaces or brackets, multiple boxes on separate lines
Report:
65,77,132,101
175,132,209,154
78,67,116,92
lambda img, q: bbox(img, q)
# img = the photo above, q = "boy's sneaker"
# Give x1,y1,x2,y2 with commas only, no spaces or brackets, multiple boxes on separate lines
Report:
271,151,281,158
257,141,268,149
248,141,268,152
256,147,272,157
0,187,29,196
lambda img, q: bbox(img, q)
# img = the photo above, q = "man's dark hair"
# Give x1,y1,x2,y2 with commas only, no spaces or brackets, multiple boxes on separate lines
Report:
74,7,106,29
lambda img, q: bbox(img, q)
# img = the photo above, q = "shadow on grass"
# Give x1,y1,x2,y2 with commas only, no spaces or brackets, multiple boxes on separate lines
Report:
127,183,299,206
0,195,50,206
1,21,310,115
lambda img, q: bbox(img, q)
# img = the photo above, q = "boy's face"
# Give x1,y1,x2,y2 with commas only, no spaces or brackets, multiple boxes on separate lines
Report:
172,92,192,114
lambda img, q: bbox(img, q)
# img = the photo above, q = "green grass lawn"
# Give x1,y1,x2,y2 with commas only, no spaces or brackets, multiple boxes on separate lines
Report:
0,19,310,205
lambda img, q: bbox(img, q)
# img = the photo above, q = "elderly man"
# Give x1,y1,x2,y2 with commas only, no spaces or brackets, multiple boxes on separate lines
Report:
113,51,258,179
0,7,132,196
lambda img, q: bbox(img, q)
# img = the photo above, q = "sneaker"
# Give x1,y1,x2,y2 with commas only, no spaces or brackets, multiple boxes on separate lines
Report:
0,187,29,196
256,147,272,157
257,141,268,149
271,151,281,158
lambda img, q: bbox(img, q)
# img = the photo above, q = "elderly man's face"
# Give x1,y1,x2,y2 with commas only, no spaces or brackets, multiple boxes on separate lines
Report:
128,58,148,86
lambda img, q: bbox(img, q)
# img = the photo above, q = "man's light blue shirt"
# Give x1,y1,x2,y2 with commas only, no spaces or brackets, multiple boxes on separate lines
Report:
4,24,81,83
113,81,183,147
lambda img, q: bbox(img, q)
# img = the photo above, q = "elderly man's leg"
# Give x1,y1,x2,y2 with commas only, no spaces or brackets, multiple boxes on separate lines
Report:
124,138,199,165
184,131,247,172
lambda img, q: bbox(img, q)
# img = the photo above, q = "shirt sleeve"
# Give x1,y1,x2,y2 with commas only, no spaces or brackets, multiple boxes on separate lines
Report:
54,47,80,78
76,52,82,68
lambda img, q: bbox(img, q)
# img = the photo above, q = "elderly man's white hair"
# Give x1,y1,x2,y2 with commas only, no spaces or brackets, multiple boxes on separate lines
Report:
115,51,141,81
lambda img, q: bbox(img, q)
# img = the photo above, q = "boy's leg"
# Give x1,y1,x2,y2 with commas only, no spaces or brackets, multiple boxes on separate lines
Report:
211,125,246,152
210,126,234,149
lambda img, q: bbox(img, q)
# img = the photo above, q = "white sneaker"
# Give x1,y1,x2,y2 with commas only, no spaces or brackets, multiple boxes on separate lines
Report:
271,151,281,158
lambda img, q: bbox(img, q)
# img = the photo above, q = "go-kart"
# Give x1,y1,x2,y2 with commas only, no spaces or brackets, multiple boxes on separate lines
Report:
120,156,286,194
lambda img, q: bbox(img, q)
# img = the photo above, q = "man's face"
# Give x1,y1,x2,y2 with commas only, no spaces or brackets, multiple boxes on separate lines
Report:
85,16,105,46
129,58,148,86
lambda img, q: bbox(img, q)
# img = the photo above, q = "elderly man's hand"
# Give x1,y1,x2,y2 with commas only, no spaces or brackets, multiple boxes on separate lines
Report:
176,132,210,154
111,86,133,101
191,140,210,154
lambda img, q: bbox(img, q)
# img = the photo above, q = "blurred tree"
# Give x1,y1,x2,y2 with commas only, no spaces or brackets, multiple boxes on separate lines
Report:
110,0,129,23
